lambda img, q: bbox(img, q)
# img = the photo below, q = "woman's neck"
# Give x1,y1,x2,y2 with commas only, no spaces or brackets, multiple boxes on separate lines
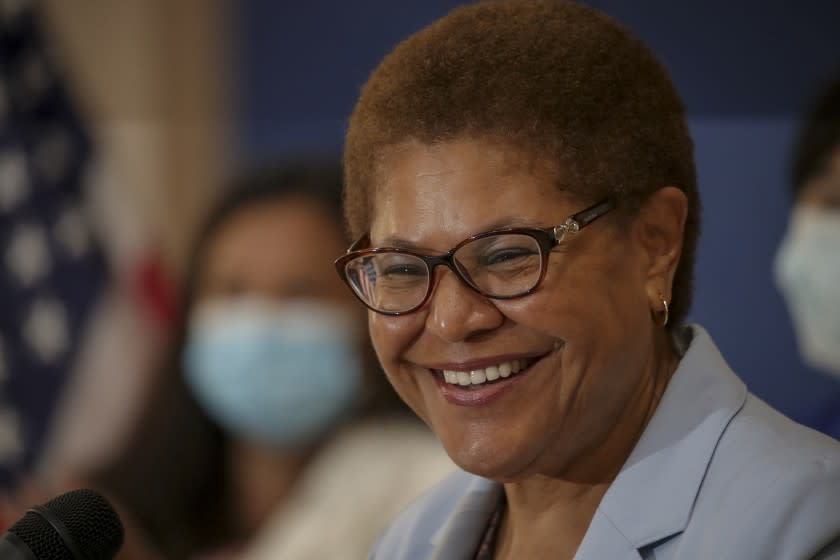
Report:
495,328,679,560
228,439,313,539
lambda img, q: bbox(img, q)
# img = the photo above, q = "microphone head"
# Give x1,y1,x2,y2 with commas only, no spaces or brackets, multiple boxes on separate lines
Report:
9,488,124,560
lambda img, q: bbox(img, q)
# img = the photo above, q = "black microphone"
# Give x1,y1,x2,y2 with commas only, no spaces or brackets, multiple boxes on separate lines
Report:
0,489,124,560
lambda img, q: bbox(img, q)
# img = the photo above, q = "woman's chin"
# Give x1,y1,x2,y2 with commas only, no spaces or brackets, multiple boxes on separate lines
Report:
442,437,536,481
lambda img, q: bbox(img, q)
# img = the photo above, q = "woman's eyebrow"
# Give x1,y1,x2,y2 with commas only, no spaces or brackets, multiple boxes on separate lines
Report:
375,217,546,249
377,236,419,249
481,216,544,230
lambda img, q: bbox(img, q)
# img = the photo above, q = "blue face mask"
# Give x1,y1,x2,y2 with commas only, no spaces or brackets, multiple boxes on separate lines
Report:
183,298,363,447
774,206,840,377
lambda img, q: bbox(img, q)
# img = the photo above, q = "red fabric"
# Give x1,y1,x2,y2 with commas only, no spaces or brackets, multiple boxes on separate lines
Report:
132,254,178,332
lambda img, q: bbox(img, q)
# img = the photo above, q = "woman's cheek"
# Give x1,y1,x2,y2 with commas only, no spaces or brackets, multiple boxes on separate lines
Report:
368,312,419,371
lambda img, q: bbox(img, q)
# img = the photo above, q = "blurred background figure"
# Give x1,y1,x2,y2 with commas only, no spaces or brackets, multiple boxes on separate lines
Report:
775,73,840,439
89,163,453,559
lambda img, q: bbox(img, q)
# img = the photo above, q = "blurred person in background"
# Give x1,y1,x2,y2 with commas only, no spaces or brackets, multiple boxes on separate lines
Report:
90,163,453,559
775,73,840,439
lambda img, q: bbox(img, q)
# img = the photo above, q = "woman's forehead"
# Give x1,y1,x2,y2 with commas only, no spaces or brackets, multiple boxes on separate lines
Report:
375,137,558,181
367,139,574,246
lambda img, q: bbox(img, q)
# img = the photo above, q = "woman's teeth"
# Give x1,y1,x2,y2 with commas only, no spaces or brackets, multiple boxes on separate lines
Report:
442,359,531,387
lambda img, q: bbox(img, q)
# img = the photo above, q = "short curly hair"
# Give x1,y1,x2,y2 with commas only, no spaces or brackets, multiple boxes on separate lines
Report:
344,0,700,327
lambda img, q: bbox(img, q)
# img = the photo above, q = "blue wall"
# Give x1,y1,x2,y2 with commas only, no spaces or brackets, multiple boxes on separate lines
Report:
235,1,840,423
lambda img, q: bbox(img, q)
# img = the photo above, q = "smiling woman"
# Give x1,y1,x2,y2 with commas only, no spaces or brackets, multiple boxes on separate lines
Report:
334,2,840,559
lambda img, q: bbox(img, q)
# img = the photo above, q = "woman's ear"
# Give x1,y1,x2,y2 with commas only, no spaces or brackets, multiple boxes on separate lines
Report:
634,186,688,305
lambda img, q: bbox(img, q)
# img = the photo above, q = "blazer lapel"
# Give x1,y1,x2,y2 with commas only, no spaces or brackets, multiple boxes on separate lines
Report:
430,475,502,560
575,326,747,559
575,509,645,559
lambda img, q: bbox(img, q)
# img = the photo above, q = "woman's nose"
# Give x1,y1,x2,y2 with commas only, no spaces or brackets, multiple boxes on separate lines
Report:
425,268,504,343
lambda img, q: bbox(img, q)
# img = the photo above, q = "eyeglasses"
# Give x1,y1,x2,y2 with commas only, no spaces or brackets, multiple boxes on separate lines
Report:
334,199,615,316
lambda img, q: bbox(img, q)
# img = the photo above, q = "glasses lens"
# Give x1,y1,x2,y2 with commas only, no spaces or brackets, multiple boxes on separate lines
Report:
453,233,543,297
344,252,430,313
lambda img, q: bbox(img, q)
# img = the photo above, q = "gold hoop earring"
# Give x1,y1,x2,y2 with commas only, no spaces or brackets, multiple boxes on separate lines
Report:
660,297,669,327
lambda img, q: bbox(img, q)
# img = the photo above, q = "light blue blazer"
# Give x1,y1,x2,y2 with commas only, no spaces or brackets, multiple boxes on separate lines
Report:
370,326,840,559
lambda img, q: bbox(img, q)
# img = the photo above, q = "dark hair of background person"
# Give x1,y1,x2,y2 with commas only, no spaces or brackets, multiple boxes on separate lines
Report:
89,162,407,558
343,0,700,328
792,71,840,194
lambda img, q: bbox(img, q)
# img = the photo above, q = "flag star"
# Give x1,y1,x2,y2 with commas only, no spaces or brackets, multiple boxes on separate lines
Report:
0,150,30,211
5,223,51,287
0,406,23,464
23,298,69,364
35,127,72,185
54,205,91,258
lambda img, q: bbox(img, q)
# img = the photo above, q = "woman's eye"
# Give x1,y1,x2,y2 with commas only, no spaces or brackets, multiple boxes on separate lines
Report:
383,264,425,276
482,248,536,266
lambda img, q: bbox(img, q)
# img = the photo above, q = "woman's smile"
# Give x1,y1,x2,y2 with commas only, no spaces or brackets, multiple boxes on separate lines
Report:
414,346,561,406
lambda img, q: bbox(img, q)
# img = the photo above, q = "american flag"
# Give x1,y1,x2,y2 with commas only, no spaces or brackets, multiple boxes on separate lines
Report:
0,1,106,488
